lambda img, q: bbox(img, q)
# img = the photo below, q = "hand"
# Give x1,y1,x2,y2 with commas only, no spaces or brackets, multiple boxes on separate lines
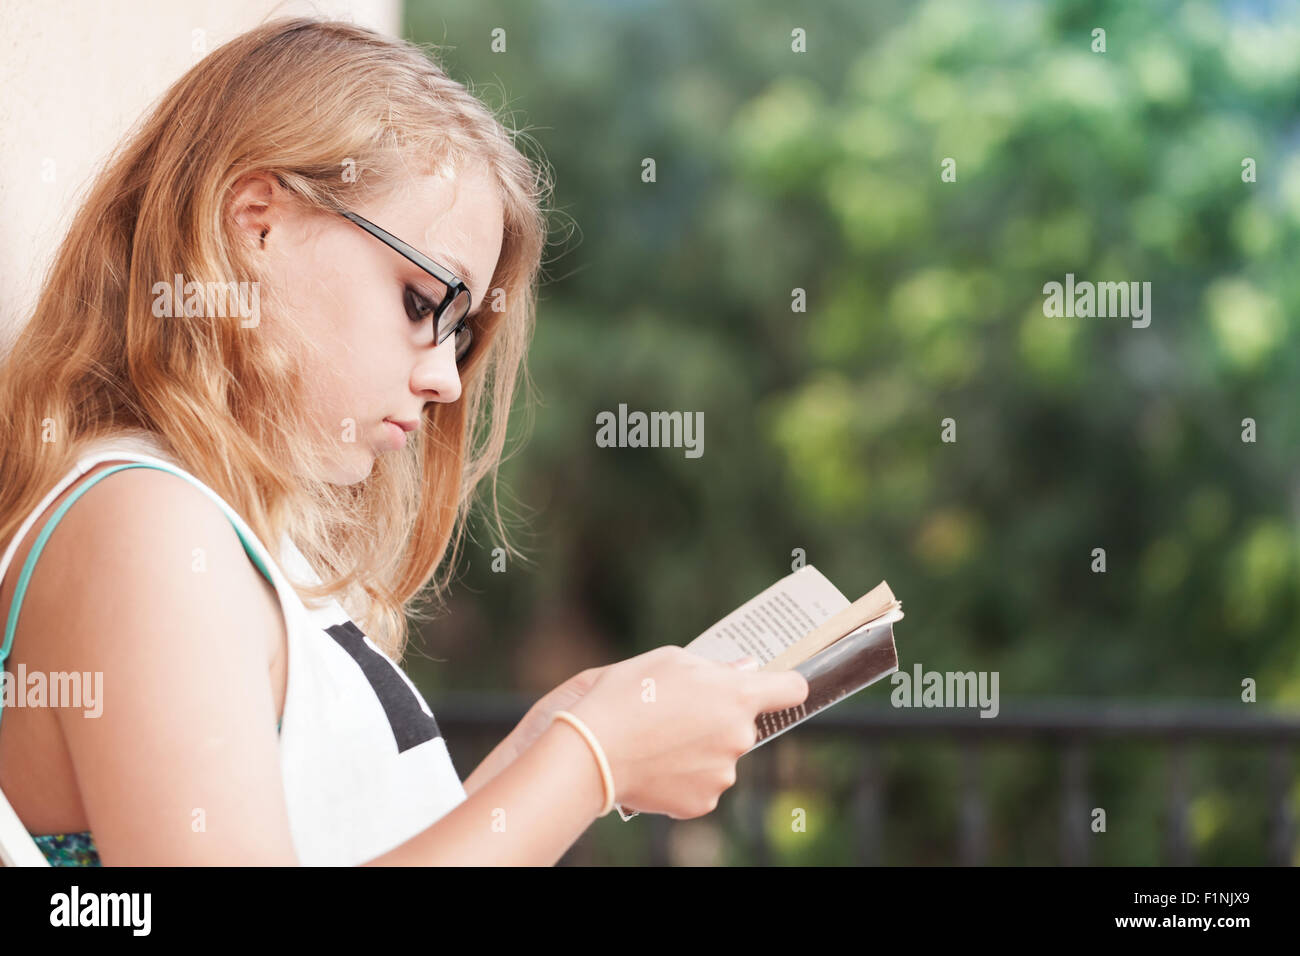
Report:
566,646,807,818
522,656,758,759
535,655,755,773
613,654,761,818
465,654,766,805
510,665,608,761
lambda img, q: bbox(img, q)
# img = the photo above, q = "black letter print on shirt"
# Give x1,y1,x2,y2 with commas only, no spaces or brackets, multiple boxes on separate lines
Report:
325,621,440,753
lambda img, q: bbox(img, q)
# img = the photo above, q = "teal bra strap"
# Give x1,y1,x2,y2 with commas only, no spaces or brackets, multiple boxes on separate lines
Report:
1,462,276,733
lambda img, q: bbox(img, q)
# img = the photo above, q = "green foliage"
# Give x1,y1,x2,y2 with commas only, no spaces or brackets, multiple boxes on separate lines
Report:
406,0,1300,863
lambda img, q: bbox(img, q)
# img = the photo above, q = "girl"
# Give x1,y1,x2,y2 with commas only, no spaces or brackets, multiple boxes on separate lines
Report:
0,17,807,866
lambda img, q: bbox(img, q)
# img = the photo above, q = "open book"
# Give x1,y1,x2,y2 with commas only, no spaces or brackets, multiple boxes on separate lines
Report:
615,566,903,820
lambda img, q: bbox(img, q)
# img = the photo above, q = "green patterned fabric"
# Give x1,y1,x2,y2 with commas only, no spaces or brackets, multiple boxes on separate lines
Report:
31,832,100,867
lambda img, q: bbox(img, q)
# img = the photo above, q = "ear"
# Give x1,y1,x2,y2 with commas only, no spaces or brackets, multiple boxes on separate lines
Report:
228,172,281,249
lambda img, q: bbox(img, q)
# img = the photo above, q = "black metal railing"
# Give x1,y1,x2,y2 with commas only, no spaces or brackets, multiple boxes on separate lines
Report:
435,694,1300,866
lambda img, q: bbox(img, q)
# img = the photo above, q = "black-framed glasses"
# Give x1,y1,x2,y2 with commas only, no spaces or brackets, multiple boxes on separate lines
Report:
336,209,474,363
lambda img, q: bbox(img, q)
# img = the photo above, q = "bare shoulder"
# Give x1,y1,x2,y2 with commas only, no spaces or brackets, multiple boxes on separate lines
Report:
13,461,297,863
21,462,281,661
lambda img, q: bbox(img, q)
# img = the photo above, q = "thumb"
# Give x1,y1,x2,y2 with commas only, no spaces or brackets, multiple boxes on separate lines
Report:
749,668,811,714
728,656,761,672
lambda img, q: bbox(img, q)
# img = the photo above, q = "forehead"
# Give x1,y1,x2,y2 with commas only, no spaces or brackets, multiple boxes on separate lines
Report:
374,166,504,304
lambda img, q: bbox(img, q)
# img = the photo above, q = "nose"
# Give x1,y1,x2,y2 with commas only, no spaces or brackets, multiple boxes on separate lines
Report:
411,335,463,404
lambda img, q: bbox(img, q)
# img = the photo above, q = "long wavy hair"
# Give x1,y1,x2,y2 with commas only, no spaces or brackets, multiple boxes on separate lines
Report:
0,17,551,661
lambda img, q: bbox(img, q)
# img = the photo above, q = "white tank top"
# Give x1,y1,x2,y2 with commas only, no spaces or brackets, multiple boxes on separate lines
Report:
0,429,468,866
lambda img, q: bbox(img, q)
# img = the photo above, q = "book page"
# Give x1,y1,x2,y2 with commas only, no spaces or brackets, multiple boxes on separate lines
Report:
683,566,853,666
763,582,900,672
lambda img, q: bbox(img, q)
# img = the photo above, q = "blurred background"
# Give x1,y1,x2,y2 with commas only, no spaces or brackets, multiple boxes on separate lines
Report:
404,0,1300,866
5,0,1299,865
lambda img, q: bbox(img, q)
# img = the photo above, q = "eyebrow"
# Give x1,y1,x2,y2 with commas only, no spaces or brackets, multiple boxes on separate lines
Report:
437,252,480,308
403,237,488,318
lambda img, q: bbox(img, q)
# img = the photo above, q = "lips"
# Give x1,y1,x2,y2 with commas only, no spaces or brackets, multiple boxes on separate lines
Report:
384,418,419,433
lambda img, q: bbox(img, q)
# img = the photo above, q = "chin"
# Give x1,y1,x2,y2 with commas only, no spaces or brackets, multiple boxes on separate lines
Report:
319,448,376,486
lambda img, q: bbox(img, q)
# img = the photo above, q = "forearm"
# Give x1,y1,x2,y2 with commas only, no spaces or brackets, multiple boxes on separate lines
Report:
363,719,606,865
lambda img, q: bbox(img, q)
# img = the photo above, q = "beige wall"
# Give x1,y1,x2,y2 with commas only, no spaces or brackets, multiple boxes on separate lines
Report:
0,0,400,351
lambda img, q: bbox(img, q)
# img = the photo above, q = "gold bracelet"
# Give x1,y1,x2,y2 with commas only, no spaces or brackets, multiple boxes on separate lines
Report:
550,710,616,817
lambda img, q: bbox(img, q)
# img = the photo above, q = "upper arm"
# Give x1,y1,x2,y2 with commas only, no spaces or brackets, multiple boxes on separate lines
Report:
23,466,298,865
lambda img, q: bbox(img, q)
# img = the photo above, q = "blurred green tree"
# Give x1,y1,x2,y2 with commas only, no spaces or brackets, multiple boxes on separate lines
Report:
405,0,1300,864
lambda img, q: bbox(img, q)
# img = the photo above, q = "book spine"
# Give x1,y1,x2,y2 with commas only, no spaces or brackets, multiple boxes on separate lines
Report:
750,621,899,751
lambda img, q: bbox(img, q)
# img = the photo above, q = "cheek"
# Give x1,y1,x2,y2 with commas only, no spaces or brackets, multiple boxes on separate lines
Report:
306,279,393,409
273,235,404,430
317,297,403,431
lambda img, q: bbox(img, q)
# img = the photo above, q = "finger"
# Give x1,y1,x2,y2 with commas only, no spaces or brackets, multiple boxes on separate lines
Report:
747,669,811,713
727,656,760,671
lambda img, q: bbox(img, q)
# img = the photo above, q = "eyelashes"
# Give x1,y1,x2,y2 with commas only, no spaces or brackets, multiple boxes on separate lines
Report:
403,284,436,323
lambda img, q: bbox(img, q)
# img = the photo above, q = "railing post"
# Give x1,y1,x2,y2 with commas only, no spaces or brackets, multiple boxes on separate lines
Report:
959,741,986,866
749,742,772,866
852,743,882,865
729,741,773,866
1061,741,1088,866
648,812,672,866
1268,743,1294,866
1165,742,1191,865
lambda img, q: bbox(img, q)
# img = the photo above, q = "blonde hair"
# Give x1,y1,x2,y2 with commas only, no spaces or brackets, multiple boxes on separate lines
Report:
0,17,551,660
